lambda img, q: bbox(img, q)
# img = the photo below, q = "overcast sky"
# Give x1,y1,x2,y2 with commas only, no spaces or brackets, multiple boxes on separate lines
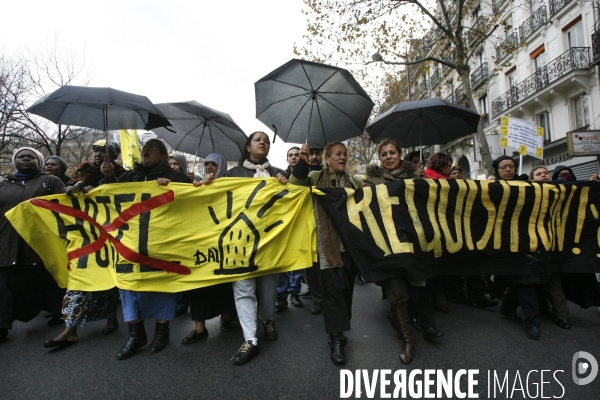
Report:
1,0,309,168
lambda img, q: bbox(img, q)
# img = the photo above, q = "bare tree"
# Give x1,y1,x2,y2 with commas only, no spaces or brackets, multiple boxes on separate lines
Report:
297,0,510,174
0,35,95,173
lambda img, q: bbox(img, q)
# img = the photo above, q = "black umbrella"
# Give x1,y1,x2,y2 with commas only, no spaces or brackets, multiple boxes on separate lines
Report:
26,85,171,131
153,101,247,162
365,98,480,147
255,59,374,147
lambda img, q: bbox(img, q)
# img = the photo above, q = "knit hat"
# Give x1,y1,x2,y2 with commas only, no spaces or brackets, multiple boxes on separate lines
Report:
12,147,44,170
93,139,121,160
44,155,68,174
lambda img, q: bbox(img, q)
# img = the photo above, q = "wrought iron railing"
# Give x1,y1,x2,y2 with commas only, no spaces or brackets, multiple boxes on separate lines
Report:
495,32,519,61
431,69,440,87
467,21,485,46
549,0,572,17
491,47,590,117
470,62,488,89
492,0,509,13
519,6,547,41
454,84,466,104
592,31,600,60
445,91,455,103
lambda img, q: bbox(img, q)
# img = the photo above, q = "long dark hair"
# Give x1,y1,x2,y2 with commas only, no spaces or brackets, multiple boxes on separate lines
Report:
239,131,270,164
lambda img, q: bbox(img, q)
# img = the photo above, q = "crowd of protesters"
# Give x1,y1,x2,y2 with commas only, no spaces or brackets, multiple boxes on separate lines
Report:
1,135,600,367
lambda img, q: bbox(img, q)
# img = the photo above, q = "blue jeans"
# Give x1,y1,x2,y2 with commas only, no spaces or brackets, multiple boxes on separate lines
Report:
277,270,304,297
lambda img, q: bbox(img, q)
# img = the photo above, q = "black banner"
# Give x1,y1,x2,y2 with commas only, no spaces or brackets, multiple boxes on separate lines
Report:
317,179,600,282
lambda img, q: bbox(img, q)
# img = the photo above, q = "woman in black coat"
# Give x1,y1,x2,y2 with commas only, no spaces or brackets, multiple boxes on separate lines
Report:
0,147,65,341
100,139,191,360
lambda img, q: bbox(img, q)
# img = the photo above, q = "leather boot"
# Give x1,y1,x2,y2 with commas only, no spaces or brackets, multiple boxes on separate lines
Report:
391,305,415,364
329,333,346,365
149,321,170,353
116,321,147,360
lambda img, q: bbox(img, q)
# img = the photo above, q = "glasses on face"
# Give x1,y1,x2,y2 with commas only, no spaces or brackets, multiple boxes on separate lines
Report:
142,145,158,151
498,164,516,170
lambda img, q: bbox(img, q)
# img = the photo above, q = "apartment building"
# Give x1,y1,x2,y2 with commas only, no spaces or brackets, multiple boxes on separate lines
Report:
406,0,600,178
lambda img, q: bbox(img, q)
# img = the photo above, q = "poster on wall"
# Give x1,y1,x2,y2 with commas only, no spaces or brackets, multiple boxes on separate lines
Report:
566,130,600,157
499,116,544,159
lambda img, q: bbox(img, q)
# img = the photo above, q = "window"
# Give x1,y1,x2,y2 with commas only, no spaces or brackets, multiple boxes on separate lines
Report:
538,112,552,143
530,0,543,12
533,48,548,89
476,50,485,67
573,93,589,130
504,15,513,39
567,20,585,48
480,95,489,127
508,70,518,90
479,95,489,114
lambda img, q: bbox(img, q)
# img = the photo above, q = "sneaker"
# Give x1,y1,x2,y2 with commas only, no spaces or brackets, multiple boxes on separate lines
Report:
231,340,259,365
263,320,278,341
290,293,304,307
275,296,288,311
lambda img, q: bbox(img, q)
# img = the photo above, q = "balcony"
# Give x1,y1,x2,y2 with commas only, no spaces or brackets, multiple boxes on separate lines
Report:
470,62,488,89
491,47,590,117
518,6,547,42
549,0,572,17
467,21,485,47
492,0,509,13
454,84,466,104
431,69,440,88
592,31,600,65
495,32,519,62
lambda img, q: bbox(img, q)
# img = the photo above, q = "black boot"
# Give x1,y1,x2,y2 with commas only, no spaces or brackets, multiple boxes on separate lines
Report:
391,305,415,364
149,321,170,353
116,321,147,360
329,333,346,365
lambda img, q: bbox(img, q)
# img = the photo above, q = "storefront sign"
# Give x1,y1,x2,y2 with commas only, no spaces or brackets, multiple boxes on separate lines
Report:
566,130,600,157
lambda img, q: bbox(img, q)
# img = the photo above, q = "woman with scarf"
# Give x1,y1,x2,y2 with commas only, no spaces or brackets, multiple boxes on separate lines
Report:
0,148,65,341
200,131,287,365
99,139,190,359
364,138,443,364
290,142,361,365
181,153,236,344
43,155,71,185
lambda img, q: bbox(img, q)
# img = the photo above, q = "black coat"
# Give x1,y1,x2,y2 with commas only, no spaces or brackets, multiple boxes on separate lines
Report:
0,171,65,268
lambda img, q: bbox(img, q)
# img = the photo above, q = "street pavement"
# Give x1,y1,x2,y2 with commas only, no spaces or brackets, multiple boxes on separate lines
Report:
1,282,599,399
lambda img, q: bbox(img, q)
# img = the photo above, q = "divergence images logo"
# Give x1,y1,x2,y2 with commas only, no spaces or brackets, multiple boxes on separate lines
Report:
572,351,598,385
210,180,289,275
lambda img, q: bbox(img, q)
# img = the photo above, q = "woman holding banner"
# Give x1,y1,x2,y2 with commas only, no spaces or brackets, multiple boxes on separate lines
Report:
291,141,361,365
200,131,288,366
43,141,125,349
100,139,190,359
364,138,443,364
182,153,236,344
0,147,65,342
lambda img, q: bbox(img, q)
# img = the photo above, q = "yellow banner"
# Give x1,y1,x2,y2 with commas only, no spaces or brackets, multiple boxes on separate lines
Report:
119,129,141,169
6,179,317,292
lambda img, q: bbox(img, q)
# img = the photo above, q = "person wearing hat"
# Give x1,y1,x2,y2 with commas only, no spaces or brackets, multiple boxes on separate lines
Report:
1,147,66,342
43,155,71,185
44,140,126,349
449,165,463,179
